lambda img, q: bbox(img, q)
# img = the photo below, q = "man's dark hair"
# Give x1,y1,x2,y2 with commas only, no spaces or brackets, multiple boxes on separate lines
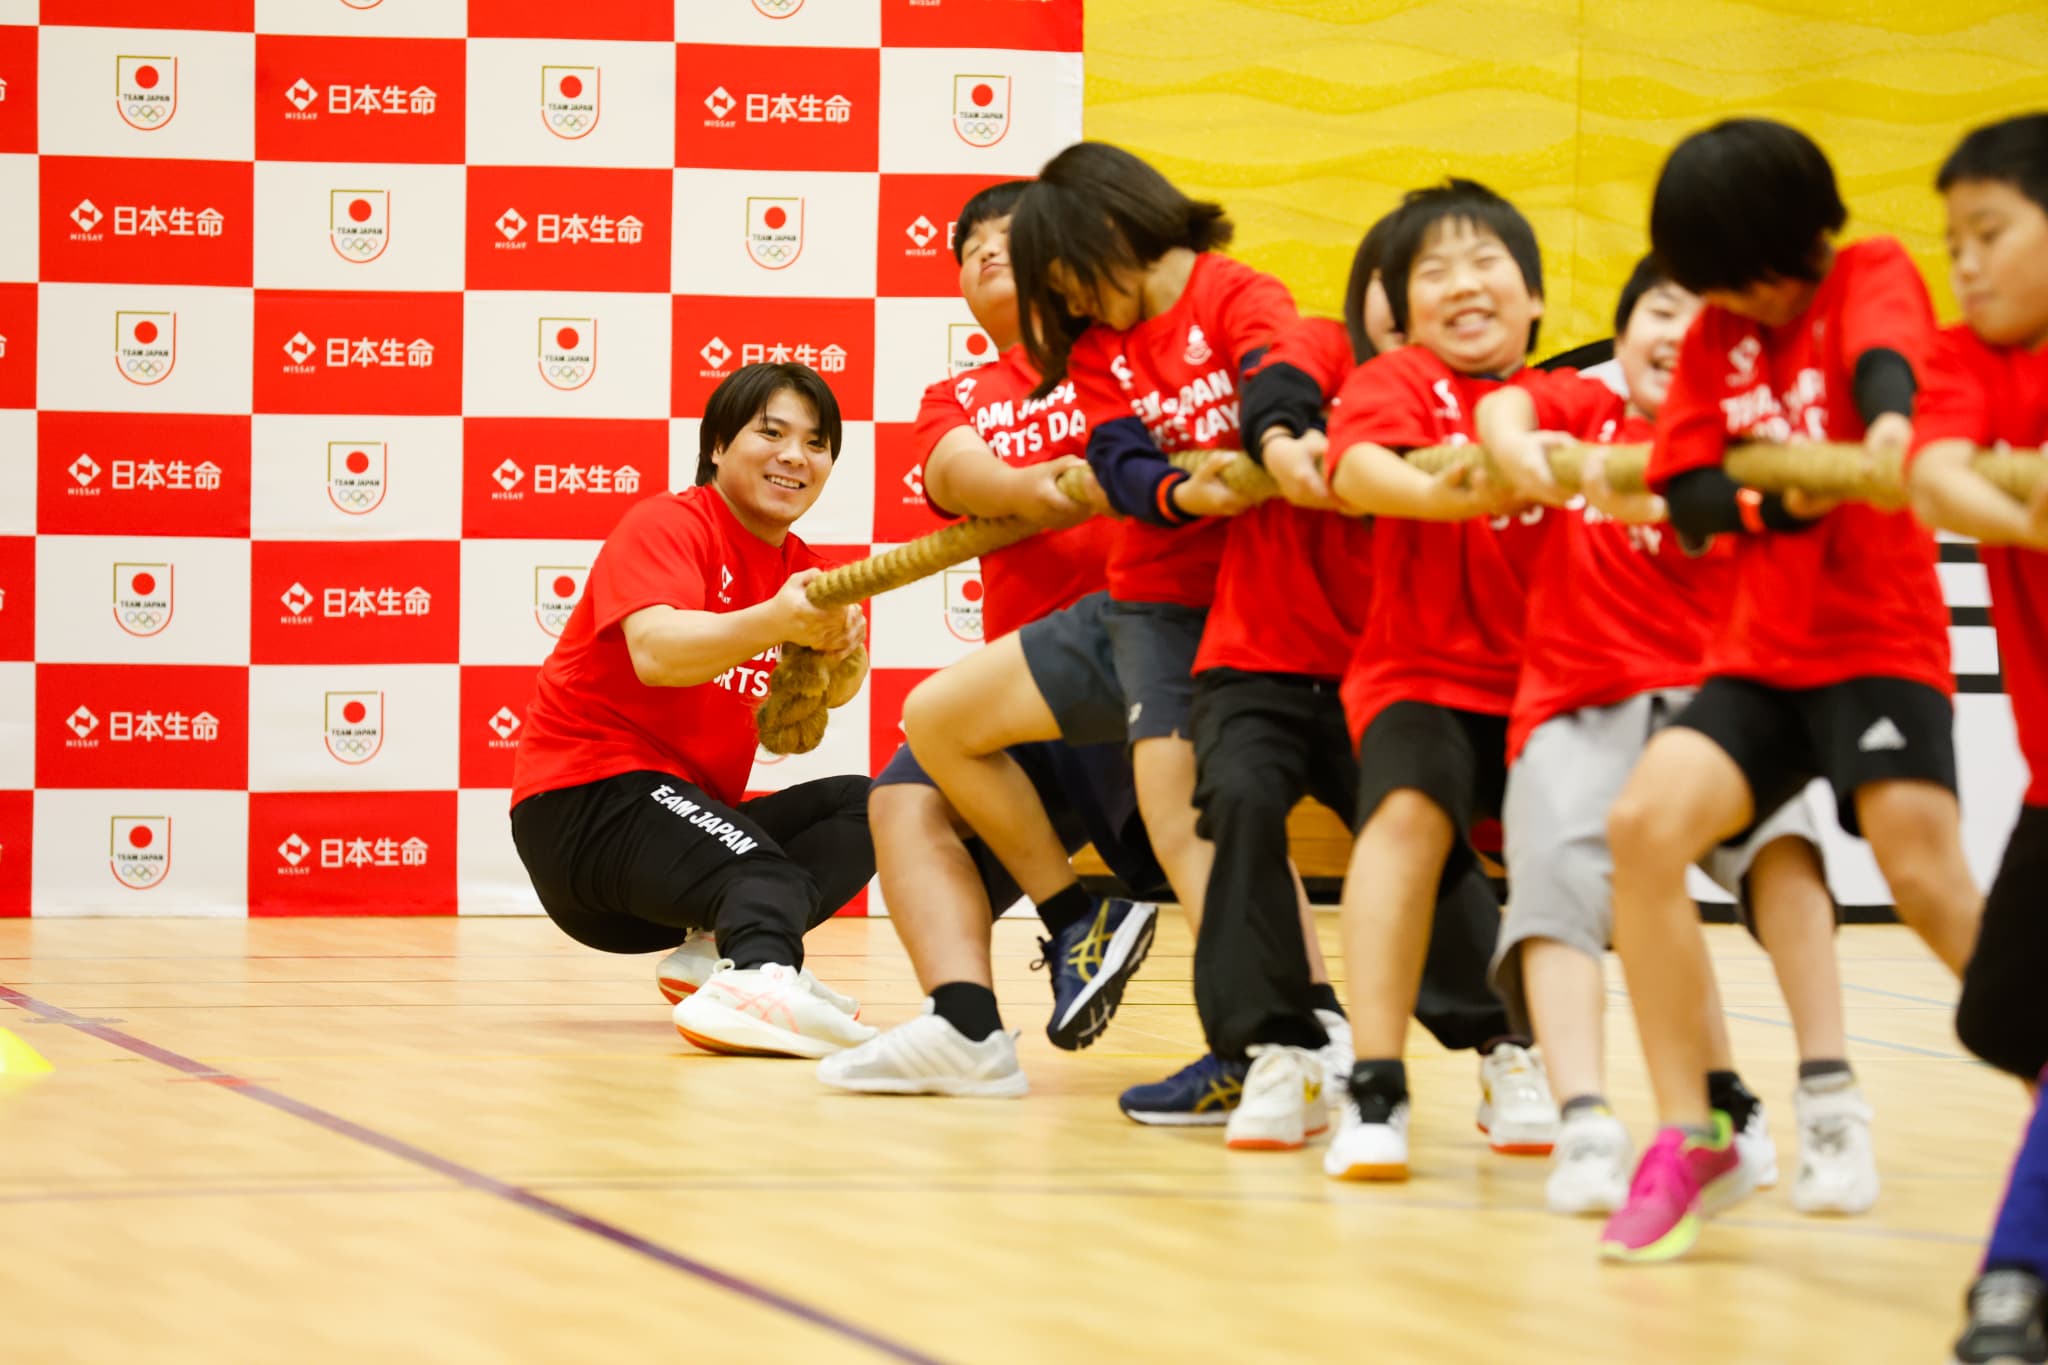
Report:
1613,253,1676,335
1009,141,1234,388
1650,118,1846,294
1378,178,1544,350
1342,206,1406,363
953,180,1031,264
695,362,842,487
1937,113,2048,214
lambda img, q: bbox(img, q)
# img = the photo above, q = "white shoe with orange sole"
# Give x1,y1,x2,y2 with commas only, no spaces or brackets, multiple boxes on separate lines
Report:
656,932,720,1004
672,961,876,1059
1226,1045,1328,1151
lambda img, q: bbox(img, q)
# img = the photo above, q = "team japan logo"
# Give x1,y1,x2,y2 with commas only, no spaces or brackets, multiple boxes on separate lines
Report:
541,66,600,140
324,691,385,765
953,76,1011,148
327,441,389,515
746,198,804,270
115,311,176,385
539,318,597,391
949,323,995,376
110,816,171,890
330,190,391,264
751,0,804,16
943,567,985,643
116,56,178,131
535,566,589,637
112,562,174,637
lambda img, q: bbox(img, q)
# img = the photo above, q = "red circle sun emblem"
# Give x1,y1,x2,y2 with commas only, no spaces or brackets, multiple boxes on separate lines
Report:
131,572,157,596
133,320,158,344
763,206,787,230
342,701,367,724
345,450,370,474
134,65,160,90
128,825,154,849
556,327,580,350
348,198,373,223
971,83,994,107
552,575,577,599
559,74,583,99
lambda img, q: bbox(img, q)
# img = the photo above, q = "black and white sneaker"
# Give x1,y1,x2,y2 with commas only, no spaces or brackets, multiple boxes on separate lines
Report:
1954,1268,2048,1364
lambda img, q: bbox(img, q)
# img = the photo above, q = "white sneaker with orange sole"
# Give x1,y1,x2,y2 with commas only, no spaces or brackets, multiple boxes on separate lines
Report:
1226,1045,1327,1151
672,961,876,1059
656,931,720,1004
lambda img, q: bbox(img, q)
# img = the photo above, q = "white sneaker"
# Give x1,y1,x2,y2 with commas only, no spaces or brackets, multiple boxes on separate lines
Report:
1323,1092,1410,1181
672,960,878,1059
817,1008,1027,1097
1735,1101,1780,1190
797,968,861,1018
1226,1045,1328,1151
1790,1082,1879,1215
1476,1042,1559,1155
1545,1107,1632,1216
1314,1009,1352,1106
656,930,719,1004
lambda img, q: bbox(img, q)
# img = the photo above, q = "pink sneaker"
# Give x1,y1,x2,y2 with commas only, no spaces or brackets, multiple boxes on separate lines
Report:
1599,1115,1744,1263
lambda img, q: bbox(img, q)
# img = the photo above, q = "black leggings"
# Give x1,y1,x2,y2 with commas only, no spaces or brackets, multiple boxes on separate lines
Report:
509,770,874,970
1189,669,1510,1060
1957,804,2048,1079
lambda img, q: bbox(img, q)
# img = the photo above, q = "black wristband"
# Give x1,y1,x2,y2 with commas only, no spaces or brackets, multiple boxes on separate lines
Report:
1853,348,1917,424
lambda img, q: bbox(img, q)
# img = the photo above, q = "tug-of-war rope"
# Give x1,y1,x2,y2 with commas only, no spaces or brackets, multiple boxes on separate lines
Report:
754,442,2036,754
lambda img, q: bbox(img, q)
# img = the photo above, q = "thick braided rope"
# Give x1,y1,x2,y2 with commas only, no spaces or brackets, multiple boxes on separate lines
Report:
755,452,1279,754
1406,439,2041,502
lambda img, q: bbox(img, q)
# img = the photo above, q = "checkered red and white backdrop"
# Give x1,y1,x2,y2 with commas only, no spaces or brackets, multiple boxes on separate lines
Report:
0,0,1083,916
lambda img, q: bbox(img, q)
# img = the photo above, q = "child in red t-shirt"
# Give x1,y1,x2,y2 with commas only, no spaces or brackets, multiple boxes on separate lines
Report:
826,182,1165,1098
1315,179,1604,1185
1902,113,2048,1359
1602,119,1980,1264
901,145,1315,1101
510,362,876,1062
1480,256,1868,1220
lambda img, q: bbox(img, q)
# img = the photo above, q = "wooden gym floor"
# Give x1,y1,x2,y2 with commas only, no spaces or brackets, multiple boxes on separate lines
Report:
0,913,2016,1364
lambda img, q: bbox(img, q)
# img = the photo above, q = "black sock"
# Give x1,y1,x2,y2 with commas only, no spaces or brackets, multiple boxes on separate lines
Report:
1707,1069,1760,1132
1561,1093,1611,1120
1346,1058,1407,1120
1479,1032,1533,1056
1034,884,1094,937
1309,983,1344,1016
930,982,1003,1043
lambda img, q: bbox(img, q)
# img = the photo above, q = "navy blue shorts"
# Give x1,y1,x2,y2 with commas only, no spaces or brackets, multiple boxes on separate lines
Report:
875,738,1166,903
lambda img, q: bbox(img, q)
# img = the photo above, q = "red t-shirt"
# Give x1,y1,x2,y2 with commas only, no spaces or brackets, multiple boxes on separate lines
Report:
1509,400,1737,761
1196,502,1373,679
911,346,1115,641
1068,252,1301,608
1324,346,1614,743
512,484,832,808
1913,323,2048,801
1647,237,1950,694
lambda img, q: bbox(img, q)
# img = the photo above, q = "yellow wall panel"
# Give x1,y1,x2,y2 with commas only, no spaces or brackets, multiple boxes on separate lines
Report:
1085,1,2048,354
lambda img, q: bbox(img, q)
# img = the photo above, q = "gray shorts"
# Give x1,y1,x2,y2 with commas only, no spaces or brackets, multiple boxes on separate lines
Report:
1018,592,1127,748
1491,687,1829,1031
1103,600,1206,743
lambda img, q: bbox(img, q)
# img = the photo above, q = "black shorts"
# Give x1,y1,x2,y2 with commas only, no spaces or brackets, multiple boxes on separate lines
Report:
873,739,1165,899
1353,700,1509,846
1102,599,1206,743
1672,675,1957,838
1017,591,1127,747
1957,803,2048,1079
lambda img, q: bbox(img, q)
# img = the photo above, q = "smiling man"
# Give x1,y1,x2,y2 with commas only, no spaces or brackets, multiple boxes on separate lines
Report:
509,362,880,1060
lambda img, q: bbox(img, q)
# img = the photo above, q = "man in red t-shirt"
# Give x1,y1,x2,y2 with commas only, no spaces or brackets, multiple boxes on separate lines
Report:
1602,119,1980,1265
509,362,878,1061
1901,113,2048,1361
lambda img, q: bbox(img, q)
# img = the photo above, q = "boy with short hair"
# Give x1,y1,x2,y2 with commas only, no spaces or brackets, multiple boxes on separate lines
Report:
1603,118,1980,1263
1903,111,2048,1361
1479,255,1868,1218
1315,179,1600,1182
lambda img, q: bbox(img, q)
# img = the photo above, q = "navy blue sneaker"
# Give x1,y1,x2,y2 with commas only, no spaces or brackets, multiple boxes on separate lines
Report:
1119,1053,1249,1126
1034,898,1158,1051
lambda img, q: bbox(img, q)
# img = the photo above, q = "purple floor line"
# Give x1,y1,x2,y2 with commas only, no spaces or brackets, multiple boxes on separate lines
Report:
0,982,947,1365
